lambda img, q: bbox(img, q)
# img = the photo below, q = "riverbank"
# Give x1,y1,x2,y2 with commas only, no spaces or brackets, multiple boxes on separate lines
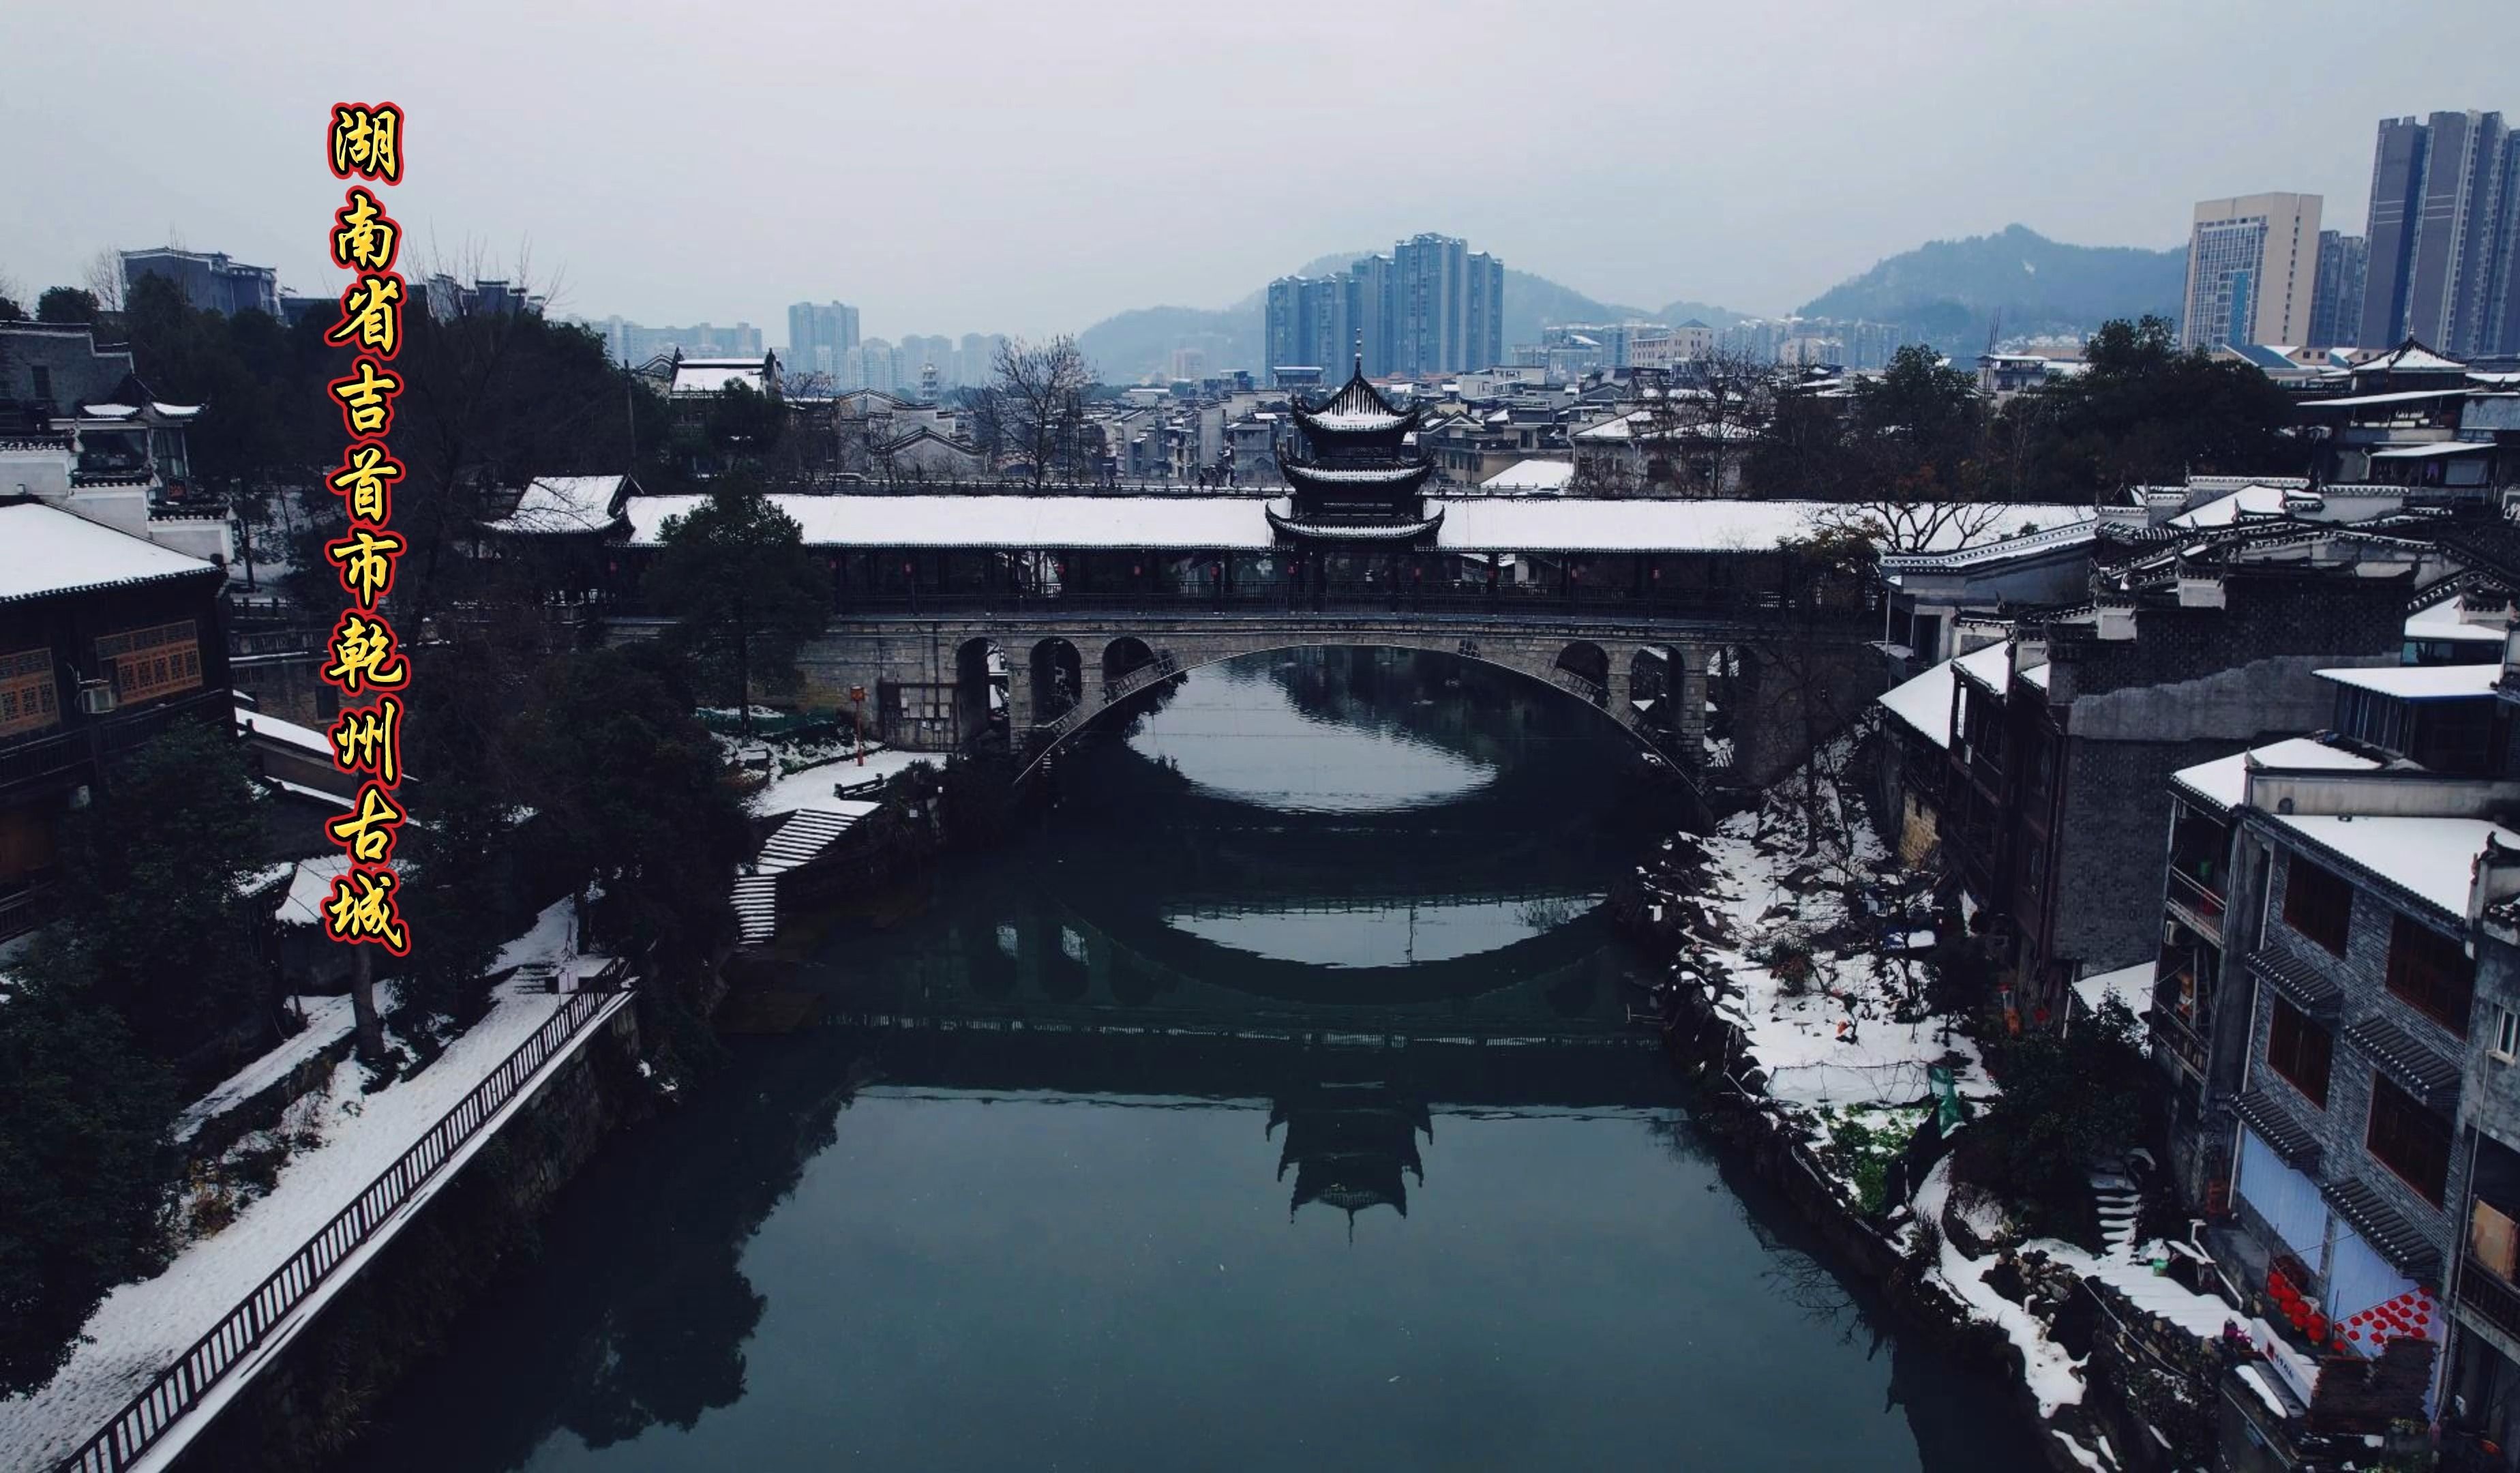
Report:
0,904,639,1472
1617,741,2239,1473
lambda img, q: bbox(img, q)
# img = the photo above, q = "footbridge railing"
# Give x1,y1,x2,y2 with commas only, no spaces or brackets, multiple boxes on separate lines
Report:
59,985,627,1473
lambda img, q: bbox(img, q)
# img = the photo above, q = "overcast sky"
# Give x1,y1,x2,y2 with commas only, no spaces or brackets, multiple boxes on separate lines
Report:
3,1,2514,342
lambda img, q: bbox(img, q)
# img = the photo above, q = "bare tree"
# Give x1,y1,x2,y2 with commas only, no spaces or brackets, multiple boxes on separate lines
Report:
991,336,1091,488
1679,344,1780,496
1806,482,2012,557
83,249,124,314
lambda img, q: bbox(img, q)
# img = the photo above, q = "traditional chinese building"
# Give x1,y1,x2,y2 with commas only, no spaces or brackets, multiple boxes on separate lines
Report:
1270,356,1441,606
0,499,230,938
1268,1080,1435,1230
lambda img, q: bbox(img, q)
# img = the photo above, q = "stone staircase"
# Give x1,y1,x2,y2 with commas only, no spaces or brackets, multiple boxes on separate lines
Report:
732,804,875,949
2091,1159,2143,1259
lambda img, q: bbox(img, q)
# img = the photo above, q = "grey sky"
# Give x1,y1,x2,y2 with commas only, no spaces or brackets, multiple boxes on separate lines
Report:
3,0,2514,342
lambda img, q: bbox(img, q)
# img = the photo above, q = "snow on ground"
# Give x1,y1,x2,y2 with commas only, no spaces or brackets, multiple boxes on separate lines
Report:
1688,758,1990,1111
1914,1158,2088,1418
749,749,925,818
0,902,593,1470
170,995,359,1144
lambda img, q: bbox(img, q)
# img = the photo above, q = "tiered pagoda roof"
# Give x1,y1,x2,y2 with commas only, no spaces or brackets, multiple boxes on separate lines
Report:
1269,1083,1434,1228
1275,357,1440,543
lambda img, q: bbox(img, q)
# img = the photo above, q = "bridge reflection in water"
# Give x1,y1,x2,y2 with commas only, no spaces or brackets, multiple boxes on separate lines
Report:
332,646,2050,1473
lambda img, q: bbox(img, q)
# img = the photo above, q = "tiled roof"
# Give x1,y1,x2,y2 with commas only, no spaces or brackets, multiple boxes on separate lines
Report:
2235,1090,2322,1169
2322,1176,2442,1280
2345,1014,2463,1108
2248,948,2341,1017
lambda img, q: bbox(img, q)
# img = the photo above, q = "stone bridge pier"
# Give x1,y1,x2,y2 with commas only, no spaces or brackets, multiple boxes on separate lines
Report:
783,610,1885,793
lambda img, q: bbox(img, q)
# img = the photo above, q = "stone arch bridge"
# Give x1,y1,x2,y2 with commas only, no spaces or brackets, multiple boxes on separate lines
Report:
790,608,1883,800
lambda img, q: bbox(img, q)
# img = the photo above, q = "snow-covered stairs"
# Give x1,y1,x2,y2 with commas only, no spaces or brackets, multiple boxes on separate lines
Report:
733,874,781,947
2091,1161,2142,1259
730,803,875,949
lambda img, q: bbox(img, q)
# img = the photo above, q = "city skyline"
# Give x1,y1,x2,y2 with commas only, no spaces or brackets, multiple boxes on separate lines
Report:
5,1,2517,340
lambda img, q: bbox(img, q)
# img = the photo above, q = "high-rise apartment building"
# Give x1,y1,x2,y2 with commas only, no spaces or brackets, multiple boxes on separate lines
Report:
787,301,860,376
2359,110,2520,355
1265,237,1503,382
2179,193,2321,349
2307,231,2369,348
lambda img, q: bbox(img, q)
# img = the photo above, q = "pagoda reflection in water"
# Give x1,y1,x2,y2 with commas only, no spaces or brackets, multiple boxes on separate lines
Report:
1268,1078,1435,1232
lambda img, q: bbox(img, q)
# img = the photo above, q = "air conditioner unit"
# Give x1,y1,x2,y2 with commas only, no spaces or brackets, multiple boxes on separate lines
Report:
77,682,117,716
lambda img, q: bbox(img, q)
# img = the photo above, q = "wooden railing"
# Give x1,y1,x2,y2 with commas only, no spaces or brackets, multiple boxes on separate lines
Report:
58,987,622,1472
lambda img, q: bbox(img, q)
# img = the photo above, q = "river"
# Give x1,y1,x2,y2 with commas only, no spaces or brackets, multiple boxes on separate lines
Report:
339,649,2042,1472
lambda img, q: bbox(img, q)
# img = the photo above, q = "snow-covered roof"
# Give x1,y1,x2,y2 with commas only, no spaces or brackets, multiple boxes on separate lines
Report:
616,493,2095,557
1877,514,2097,574
2072,961,2154,1020
237,704,331,758
624,494,1280,551
1431,499,2090,554
1477,459,1575,494
2167,482,2317,529
2275,814,2520,917
2171,736,2382,814
481,474,631,535
1877,657,1956,747
0,501,220,604
2296,387,2470,410
275,854,352,927
2020,663,2051,690
2369,441,2491,460
2315,663,2500,700
670,362,766,396
1951,641,2015,693
2358,342,2467,374
74,402,200,422
2405,597,2506,644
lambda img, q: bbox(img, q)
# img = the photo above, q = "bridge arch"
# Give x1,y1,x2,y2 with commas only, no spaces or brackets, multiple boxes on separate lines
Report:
1015,634,1705,817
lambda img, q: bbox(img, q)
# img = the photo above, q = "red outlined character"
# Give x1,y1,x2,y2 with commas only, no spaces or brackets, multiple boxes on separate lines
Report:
328,102,404,183
322,610,410,695
323,865,410,953
326,526,406,610
326,782,407,865
328,441,403,525
331,186,400,271
328,357,402,438
324,271,406,358
328,695,404,785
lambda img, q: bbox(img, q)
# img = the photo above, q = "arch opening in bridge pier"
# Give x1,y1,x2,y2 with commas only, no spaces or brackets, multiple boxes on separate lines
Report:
1552,641,1609,701
1102,636,1158,689
955,638,1008,747
1031,638,1083,723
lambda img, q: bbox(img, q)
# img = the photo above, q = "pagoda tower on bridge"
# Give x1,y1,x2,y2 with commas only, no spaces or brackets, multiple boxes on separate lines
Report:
1269,351,1441,547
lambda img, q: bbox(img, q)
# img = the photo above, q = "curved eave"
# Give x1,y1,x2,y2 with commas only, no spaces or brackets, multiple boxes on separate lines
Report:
1291,404,1422,440
1282,461,1433,492
1267,506,1443,542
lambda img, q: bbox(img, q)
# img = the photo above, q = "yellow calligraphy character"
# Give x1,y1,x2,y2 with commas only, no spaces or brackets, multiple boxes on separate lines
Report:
326,526,406,610
328,442,403,524
323,866,410,953
329,103,404,183
324,612,409,694
329,696,404,785
331,187,400,271
329,359,402,436
326,784,407,865
325,273,404,357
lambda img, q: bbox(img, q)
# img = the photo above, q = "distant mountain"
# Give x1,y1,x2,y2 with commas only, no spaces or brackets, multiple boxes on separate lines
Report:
1655,299,1747,329
1077,254,1679,383
1795,224,2185,352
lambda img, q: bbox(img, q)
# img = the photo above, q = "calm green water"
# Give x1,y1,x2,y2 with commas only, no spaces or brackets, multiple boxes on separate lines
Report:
341,651,2039,1472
